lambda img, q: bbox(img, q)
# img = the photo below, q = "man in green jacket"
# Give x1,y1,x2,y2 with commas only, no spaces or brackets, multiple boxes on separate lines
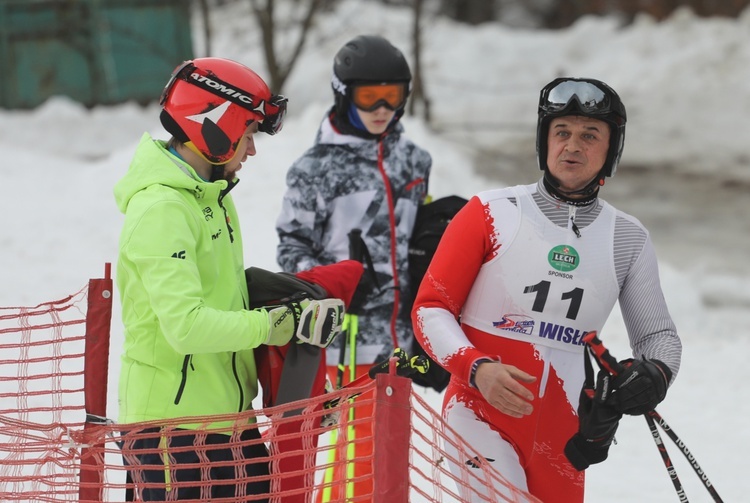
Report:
114,57,345,502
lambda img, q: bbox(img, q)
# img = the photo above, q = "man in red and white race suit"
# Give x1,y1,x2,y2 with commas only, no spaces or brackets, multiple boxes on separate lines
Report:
412,78,682,502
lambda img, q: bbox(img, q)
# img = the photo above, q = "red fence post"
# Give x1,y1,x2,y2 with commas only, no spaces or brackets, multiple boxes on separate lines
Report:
79,263,113,502
373,370,411,502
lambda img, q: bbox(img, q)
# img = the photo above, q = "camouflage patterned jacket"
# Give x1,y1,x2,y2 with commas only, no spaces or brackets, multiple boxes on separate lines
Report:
276,111,432,365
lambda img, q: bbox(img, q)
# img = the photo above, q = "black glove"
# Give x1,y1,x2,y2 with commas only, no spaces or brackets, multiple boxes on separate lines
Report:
564,369,623,471
607,358,671,416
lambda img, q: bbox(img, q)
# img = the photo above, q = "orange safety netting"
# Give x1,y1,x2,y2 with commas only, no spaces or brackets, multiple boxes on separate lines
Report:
0,284,90,501
0,270,538,503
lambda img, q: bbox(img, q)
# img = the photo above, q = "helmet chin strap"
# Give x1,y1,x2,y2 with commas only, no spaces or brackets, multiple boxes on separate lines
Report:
209,165,225,182
543,169,605,206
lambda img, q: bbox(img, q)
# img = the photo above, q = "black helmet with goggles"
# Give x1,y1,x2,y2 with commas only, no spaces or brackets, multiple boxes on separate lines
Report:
537,78,627,180
330,35,411,138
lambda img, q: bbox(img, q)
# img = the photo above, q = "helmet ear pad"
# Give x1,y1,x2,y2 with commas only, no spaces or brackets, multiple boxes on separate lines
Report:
333,91,349,121
160,94,256,164
160,108,234,162
200,117,232,160
160,109,189,143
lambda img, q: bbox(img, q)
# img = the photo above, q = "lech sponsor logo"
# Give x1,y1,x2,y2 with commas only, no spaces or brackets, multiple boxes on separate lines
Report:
548,244,580,272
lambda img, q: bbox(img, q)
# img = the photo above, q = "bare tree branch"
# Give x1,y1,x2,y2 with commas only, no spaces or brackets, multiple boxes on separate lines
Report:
196,0,212,56
248,0,325,93
409,0,432,122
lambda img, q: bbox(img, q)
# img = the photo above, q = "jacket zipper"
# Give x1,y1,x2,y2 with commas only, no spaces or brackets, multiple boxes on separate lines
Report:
218,179,238,243
232,352,243,412
173,354,243,410
376,140,401,350
568,205,582,238
174,354,193,404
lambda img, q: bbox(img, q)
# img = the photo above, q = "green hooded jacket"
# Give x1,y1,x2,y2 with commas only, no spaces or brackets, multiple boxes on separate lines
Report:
114,133,273,427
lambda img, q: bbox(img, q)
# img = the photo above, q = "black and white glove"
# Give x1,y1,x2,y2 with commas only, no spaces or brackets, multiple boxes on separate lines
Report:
295,298,345,348
607,358,672,416
265,299,345,347
564,369,623,471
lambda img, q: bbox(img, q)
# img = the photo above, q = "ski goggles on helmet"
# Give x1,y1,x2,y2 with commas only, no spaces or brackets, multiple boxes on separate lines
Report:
159,60,287,135
539,78,624,124
351,82,408,112
258,95,287,135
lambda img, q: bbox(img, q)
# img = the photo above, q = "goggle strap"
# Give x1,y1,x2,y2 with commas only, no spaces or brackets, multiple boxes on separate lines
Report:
160,60,193,106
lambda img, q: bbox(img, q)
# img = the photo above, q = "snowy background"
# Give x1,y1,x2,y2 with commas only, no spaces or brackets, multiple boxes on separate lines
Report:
1,1,748,501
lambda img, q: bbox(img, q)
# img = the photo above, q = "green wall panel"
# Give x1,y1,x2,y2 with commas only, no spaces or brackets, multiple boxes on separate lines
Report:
0,0,194,108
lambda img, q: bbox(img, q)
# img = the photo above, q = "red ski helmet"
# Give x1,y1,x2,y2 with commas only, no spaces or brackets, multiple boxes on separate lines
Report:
159,57,287,165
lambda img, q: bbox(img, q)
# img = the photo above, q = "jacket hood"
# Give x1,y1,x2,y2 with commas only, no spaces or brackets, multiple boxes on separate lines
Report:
114,133,227,213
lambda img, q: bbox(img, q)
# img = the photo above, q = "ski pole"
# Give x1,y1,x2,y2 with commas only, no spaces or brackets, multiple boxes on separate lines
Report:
341,229,363,502
647,410,724,503
324,348,429,409
335,315,350,389
644,412,688,502
582,332,688,500
582,332,724,503
323,345,425,502
336,229,364,390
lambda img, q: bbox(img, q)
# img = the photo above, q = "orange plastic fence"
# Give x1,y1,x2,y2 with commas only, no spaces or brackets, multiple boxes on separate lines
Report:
0,270,538,503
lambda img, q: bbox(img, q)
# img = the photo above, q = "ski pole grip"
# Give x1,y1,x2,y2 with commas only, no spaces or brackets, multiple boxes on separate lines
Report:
368,357,392,379
582,331,625,375
410,355,430,375
348,228,363,262
368,347,405,378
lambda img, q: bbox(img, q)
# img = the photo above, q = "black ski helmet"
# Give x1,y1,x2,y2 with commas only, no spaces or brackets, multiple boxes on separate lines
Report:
331,35,411,135
537,78,627,183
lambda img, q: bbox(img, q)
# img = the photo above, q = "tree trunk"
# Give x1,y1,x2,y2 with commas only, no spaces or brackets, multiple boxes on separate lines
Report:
409,0,431,122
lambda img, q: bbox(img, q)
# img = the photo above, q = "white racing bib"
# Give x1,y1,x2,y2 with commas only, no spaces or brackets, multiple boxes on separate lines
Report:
461,185,619,354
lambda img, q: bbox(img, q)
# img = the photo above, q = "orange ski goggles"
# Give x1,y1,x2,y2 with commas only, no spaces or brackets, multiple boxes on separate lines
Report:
351,83,408,112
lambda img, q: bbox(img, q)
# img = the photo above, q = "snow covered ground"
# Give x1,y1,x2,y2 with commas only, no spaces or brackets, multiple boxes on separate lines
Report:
1,2,748,501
